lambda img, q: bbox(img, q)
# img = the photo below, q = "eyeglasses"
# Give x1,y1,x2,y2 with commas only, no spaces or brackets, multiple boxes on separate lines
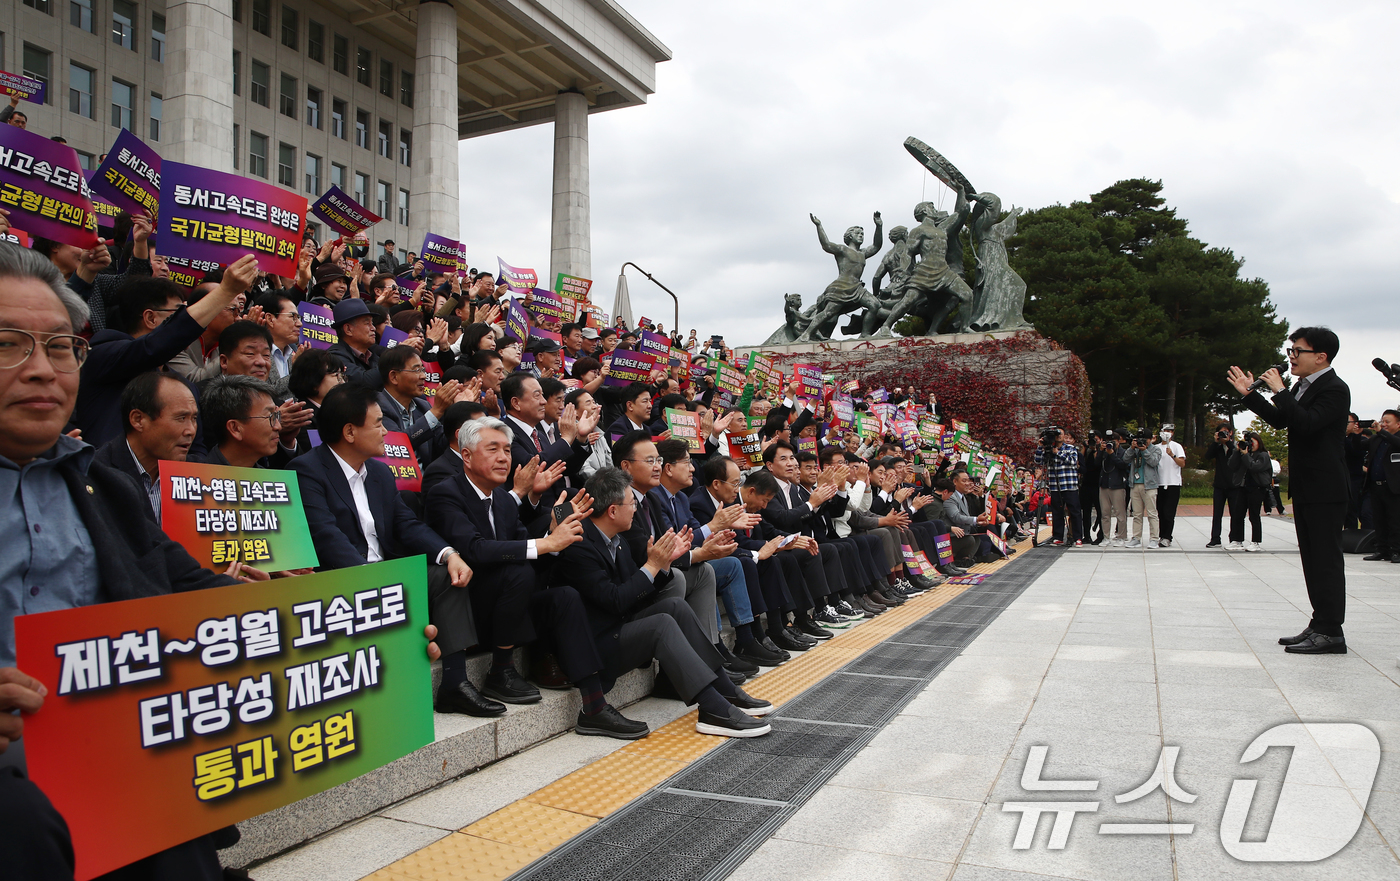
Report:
724,478,744,488
0,328,90,372
1286,347,1316,357
625,456,663,466
236,410,283,428
398,365,427,375
275,311,301,321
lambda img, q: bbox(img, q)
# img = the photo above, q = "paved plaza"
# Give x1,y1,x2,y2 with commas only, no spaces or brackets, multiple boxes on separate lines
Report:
251,516,1400,880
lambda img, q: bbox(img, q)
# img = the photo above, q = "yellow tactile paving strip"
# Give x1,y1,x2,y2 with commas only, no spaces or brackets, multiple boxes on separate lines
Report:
366,529,1047,881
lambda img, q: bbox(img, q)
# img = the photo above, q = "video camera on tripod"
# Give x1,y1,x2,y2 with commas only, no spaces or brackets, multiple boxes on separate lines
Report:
1373,358,1400,393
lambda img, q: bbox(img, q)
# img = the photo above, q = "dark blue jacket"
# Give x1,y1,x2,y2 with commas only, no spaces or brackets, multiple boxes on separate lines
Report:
377,389,446,466
423,472,548,566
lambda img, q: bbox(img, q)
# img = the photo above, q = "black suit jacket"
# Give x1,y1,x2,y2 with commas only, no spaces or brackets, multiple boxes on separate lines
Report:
420,447,463,497
1244,369,1350,505
1363,430,1400,495
378,390,446,466
291,444,449,570
92,437,157,522
504,414,578,498
424,473,548,566
622,489,693,570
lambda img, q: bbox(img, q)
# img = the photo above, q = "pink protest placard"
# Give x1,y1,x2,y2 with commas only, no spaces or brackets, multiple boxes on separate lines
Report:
159,161,306,277
0,125,99,249
90,128,160,218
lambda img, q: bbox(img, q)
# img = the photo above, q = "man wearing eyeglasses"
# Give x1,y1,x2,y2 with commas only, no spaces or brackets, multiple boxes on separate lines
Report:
376,345,460,466
1229,328,1352,654
198,374,286,469
252,291,304,391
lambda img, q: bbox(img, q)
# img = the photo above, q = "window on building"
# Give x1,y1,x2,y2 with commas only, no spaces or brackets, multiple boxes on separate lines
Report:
77,150,96,170
68,62,93,118
249,131,268,178
377,119,391,158
354,172,368,206
22,45,50,104
331,98,345,139
70,0,93,33
232,0,241,22
112,0,136,50
330,162,345,190
279,73,296,118
379,59,392,97
355,47,371,86
232,50,241,95
307,20,323,63
304,153,320,194
111,78,134,129
280,6,297,49
278,143,295,188
233,124,240,170
23,0,53,15
355,109,369,149
148,93,161,140
252,0,270,36
333,33,348,75
151,13,164,61
306,86,321,129
398,188,409,225
400,70,414,107
398,128,411,166
250,60,269,106
376,180,389,219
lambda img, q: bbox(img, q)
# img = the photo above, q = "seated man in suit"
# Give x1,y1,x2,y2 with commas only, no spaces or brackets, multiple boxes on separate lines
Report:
557,467,772,737
823,448,925,614
291,384,480,713
940,471,1004,565
377,344,456,466
420,400,487,496
500,373,595,496
870,457,969,574
605,381,659,441
94,372,198,522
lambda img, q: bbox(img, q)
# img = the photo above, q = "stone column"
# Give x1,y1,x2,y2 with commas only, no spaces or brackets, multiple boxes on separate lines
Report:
163,0,234,171
410,0,460,247
549,90,590,282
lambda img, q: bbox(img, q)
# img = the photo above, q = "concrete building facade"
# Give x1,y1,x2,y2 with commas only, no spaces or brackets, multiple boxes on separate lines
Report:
1,0,668,274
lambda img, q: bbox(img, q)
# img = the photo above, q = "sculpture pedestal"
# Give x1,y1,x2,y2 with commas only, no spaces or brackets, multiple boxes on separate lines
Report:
735,329,1025,359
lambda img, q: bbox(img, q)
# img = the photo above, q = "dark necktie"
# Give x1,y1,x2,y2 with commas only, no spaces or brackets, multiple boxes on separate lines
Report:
669,493,683,532
640,494,658,537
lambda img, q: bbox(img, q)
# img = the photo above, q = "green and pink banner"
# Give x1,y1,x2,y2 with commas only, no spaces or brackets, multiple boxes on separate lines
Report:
159,161,306,277
160,461,319,572
15,557,434,880
0,124,100,249
0,68,45,104
90,128,160,218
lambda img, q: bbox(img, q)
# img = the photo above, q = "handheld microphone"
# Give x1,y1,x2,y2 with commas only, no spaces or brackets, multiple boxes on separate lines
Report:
1247,362,1289,395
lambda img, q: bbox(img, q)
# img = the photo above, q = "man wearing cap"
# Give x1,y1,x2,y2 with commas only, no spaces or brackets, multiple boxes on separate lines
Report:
526,337,562,380
309,263,349,304
1154,424,1186,547
377,240,402,275
327,299,383,386
580,326,600,357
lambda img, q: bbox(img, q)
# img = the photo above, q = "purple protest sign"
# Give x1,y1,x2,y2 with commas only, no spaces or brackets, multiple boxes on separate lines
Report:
0,69,46,105
379,327,409,348
90,129,160,218
638,330,671,364
299,301,335,349
504,297,529,342
526,288,569,329
159,161,306,276
84,172,121,229
601,351,657,388
162,255,208,290
420,233,463,274
497,258,537,294
310,185,381,238
0,124,99,249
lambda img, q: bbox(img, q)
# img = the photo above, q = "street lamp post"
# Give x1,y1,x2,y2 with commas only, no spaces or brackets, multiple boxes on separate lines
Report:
616,262,679,332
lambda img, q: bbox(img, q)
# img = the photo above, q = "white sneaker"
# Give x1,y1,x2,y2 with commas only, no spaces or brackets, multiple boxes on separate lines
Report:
1126,538,1142,548
1245,542,1262,553
1148,539,1159,549
1227,541,1244,551
1111,539,1125,548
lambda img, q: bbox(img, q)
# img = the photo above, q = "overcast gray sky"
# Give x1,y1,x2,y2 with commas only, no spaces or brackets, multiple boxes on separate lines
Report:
457,0,1400,419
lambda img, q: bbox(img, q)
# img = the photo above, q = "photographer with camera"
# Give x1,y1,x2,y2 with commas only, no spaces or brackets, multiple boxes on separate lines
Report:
1155,424,1186,547
1226,431,1273,551
1125,429,1163,548
1080,429,1103,543
1094,428,1131,546
1361,410,1400,564
1033,426,1082,546
1204,423,1238,548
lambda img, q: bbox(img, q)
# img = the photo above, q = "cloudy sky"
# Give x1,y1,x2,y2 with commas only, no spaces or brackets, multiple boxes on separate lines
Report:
457,0,1400,417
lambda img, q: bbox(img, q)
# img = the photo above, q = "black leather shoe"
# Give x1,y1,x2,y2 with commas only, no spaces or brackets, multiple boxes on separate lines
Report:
1284,632,1347,654
575,705,649,740
1205,540,1222,548
726,686,774,716
871,589,905,606
795,618,834,640
856,595,885,614
434,680,507,717
770,628,809,652
736,640,785,667
941,565,970,576
725,667,749,685
1278,627,1314,646
717,641,760,675
696,706,771,738
759,636,791,661
529,652,571,691
1392,554,1400,564
1362,552,1389,561
786,625,819,647
483,666,542,704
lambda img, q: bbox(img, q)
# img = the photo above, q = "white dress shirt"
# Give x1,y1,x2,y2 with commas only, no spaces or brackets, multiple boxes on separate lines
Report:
331,447,383,563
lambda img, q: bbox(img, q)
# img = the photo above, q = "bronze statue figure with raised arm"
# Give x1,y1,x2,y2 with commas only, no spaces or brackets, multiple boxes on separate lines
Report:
873,187,973,337
794,212,884,342
967,191,1031,332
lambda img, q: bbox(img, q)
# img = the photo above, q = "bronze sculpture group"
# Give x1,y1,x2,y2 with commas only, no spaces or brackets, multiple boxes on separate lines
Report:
767,138,1031,344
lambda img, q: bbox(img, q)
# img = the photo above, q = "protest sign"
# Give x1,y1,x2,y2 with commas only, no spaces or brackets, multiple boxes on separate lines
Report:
90,129,161,217
664,408,703,451
918,416,944,446
554,272,592,302
793,364,823,404
160,161,306,277
869,387,889,403
299,301,336,349
1,226,30,248
497,257,537,293
504,297,529,342
601,350,657,387
420,233,464,274
15,558,434,880
638,330,671,364
0,68,46,104
309,185,381,238
85,173,122,228
421,359,442,390
379,327,409,348
161,255,209,290
714,361,747,405
727,431,764,468
832,394,854,428
159,461,319,571
894,420,920,452
0,124,99,248
526,288,570,329
934,533,955,567
795,436,817,456
379,432,421,491
855,411,881,439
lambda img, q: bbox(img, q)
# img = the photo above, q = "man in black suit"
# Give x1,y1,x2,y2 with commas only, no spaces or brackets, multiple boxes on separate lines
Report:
556,467,772,737
1360,409,1400,563
377,344,457,466
93,372,199,521
420,401,487,496
499,373,596,495
605,381,660,441
1230,327,1351,654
